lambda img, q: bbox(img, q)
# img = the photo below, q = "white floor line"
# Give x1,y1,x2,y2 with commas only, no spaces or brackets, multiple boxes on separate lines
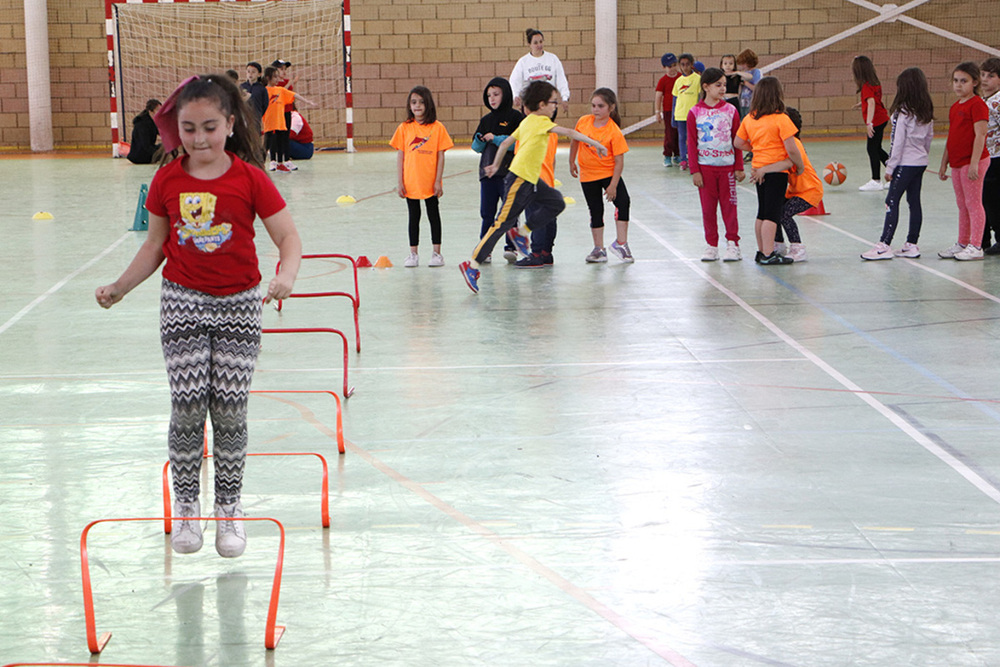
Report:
724,556,1000,567
0,232,132,337
633,216,1000,507
735,183,1000,305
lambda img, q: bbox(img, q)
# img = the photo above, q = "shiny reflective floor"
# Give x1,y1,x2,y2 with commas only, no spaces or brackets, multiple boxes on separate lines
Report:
3,140,1000,666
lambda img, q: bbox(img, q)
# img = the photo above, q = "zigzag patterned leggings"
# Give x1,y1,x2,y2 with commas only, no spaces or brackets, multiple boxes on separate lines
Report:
160,280,261,505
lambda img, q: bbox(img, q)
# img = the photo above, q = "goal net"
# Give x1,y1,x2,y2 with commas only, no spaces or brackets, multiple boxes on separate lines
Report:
109,0,346,155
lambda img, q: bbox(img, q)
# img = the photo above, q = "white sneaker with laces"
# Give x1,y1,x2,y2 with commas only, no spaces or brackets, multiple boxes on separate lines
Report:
428,251,444,267
585,247,607,263
404,252,419,267
773,242,787,256
859,179,883,192
954,245,984,261
788,243,808,262
938,243,965,259
283,161,298,171
861,242,893,260
215,500,247,558
701,246,719,261
267,161,277,172
171,499,203,554
894,242,920,258
722,241,742,262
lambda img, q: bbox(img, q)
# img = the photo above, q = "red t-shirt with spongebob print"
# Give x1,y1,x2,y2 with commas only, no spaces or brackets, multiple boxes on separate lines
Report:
146,152,286,295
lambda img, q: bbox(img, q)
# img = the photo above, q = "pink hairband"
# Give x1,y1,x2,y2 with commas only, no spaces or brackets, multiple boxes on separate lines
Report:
152,75,200,153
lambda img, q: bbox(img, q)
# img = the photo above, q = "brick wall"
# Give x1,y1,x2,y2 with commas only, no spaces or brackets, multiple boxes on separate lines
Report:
0,0,997,150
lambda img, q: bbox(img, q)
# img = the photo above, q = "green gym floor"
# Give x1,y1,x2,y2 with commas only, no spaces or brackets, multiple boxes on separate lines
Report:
3,139,1000,666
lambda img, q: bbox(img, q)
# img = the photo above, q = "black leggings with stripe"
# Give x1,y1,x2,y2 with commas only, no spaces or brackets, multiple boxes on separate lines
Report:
472,173,565,265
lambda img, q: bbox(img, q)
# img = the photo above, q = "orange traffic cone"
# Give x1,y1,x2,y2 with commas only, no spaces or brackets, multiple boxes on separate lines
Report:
355,255,372,268
802,200,828,215
373,255,393,268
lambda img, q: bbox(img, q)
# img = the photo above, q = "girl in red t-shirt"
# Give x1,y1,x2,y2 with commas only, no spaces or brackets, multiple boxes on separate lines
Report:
852,56,890,191
938,61,991,260
95,74,302,559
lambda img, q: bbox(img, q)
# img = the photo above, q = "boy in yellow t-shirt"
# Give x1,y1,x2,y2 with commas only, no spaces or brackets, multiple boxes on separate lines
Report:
459,81,607,293
671,53,701,170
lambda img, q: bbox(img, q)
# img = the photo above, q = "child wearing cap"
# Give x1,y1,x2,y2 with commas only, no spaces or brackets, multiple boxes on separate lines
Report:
654,53,681,167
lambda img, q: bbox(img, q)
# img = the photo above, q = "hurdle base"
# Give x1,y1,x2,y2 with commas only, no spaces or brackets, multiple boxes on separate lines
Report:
268,625,287,650
90,631,112,654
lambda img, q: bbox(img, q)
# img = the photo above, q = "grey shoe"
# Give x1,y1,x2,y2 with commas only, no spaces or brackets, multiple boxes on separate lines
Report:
215,500,247,558
585,247,607,263
609,240,634,263
171,499,203,554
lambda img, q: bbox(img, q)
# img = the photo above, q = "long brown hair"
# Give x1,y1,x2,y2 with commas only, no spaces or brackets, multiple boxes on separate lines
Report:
954,61,982,96
852,55,881,92
169,74,264,169
592,87,621,126
405,85,437,124
749,76,785,117
889,67,934,124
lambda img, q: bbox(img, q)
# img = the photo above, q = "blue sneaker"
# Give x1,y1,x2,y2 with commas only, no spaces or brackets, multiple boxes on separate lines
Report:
459,261,480,293
506,227,531,257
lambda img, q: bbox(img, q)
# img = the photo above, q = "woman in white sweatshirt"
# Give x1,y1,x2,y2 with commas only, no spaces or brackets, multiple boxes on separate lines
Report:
510,29,570,114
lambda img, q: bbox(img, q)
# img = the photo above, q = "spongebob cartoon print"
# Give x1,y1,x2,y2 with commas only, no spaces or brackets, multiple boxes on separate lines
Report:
175,192,233,253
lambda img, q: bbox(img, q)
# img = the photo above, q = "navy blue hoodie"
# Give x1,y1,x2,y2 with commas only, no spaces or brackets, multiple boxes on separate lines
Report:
472,77,524,181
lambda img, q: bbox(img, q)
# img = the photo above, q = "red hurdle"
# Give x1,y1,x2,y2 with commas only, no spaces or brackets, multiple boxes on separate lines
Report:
81,517,286,654
275,253,361,352
162,452,330,533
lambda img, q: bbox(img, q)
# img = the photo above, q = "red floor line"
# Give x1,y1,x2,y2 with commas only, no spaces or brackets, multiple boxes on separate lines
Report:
280,397,698,666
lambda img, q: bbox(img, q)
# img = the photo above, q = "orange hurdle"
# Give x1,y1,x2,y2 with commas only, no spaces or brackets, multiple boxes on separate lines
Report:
4,663,190,667
81,517,286,654
161,452,330,533
202,389,345,457
261,327,354,398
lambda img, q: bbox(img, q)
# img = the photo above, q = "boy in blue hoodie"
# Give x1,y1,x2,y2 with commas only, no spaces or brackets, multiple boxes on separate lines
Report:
472,77,524,263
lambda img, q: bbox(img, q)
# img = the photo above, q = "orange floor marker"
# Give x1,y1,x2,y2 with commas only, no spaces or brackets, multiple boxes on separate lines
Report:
373,255,393,268
802,200,828,215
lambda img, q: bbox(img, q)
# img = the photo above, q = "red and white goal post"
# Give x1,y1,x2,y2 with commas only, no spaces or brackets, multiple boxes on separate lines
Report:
105,0,354,156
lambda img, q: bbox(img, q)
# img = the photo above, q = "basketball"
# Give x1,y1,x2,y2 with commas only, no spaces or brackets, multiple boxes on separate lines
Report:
823,161,847,186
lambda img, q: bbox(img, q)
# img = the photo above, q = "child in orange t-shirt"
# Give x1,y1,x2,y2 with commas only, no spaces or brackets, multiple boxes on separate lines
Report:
263,66,314,172
569,88,634,264
751,107,822,263
390,86,454,268
734,77,804,265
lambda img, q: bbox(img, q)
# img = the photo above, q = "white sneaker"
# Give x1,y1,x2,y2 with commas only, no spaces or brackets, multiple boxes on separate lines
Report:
701,246,719,261
894,242,920,258
773,242,787,256
267,161,277,172
859,179,883,192
282,161,298,171
171,499,203,554
502,249,517,264
481,255,491,264
404,252,418,268
585,247,607,263
215,500,247,558
428,251,444,267
722,241,742,262
955,245,985,261
861,242,893,260
788,243,808,262
938,243,965,259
